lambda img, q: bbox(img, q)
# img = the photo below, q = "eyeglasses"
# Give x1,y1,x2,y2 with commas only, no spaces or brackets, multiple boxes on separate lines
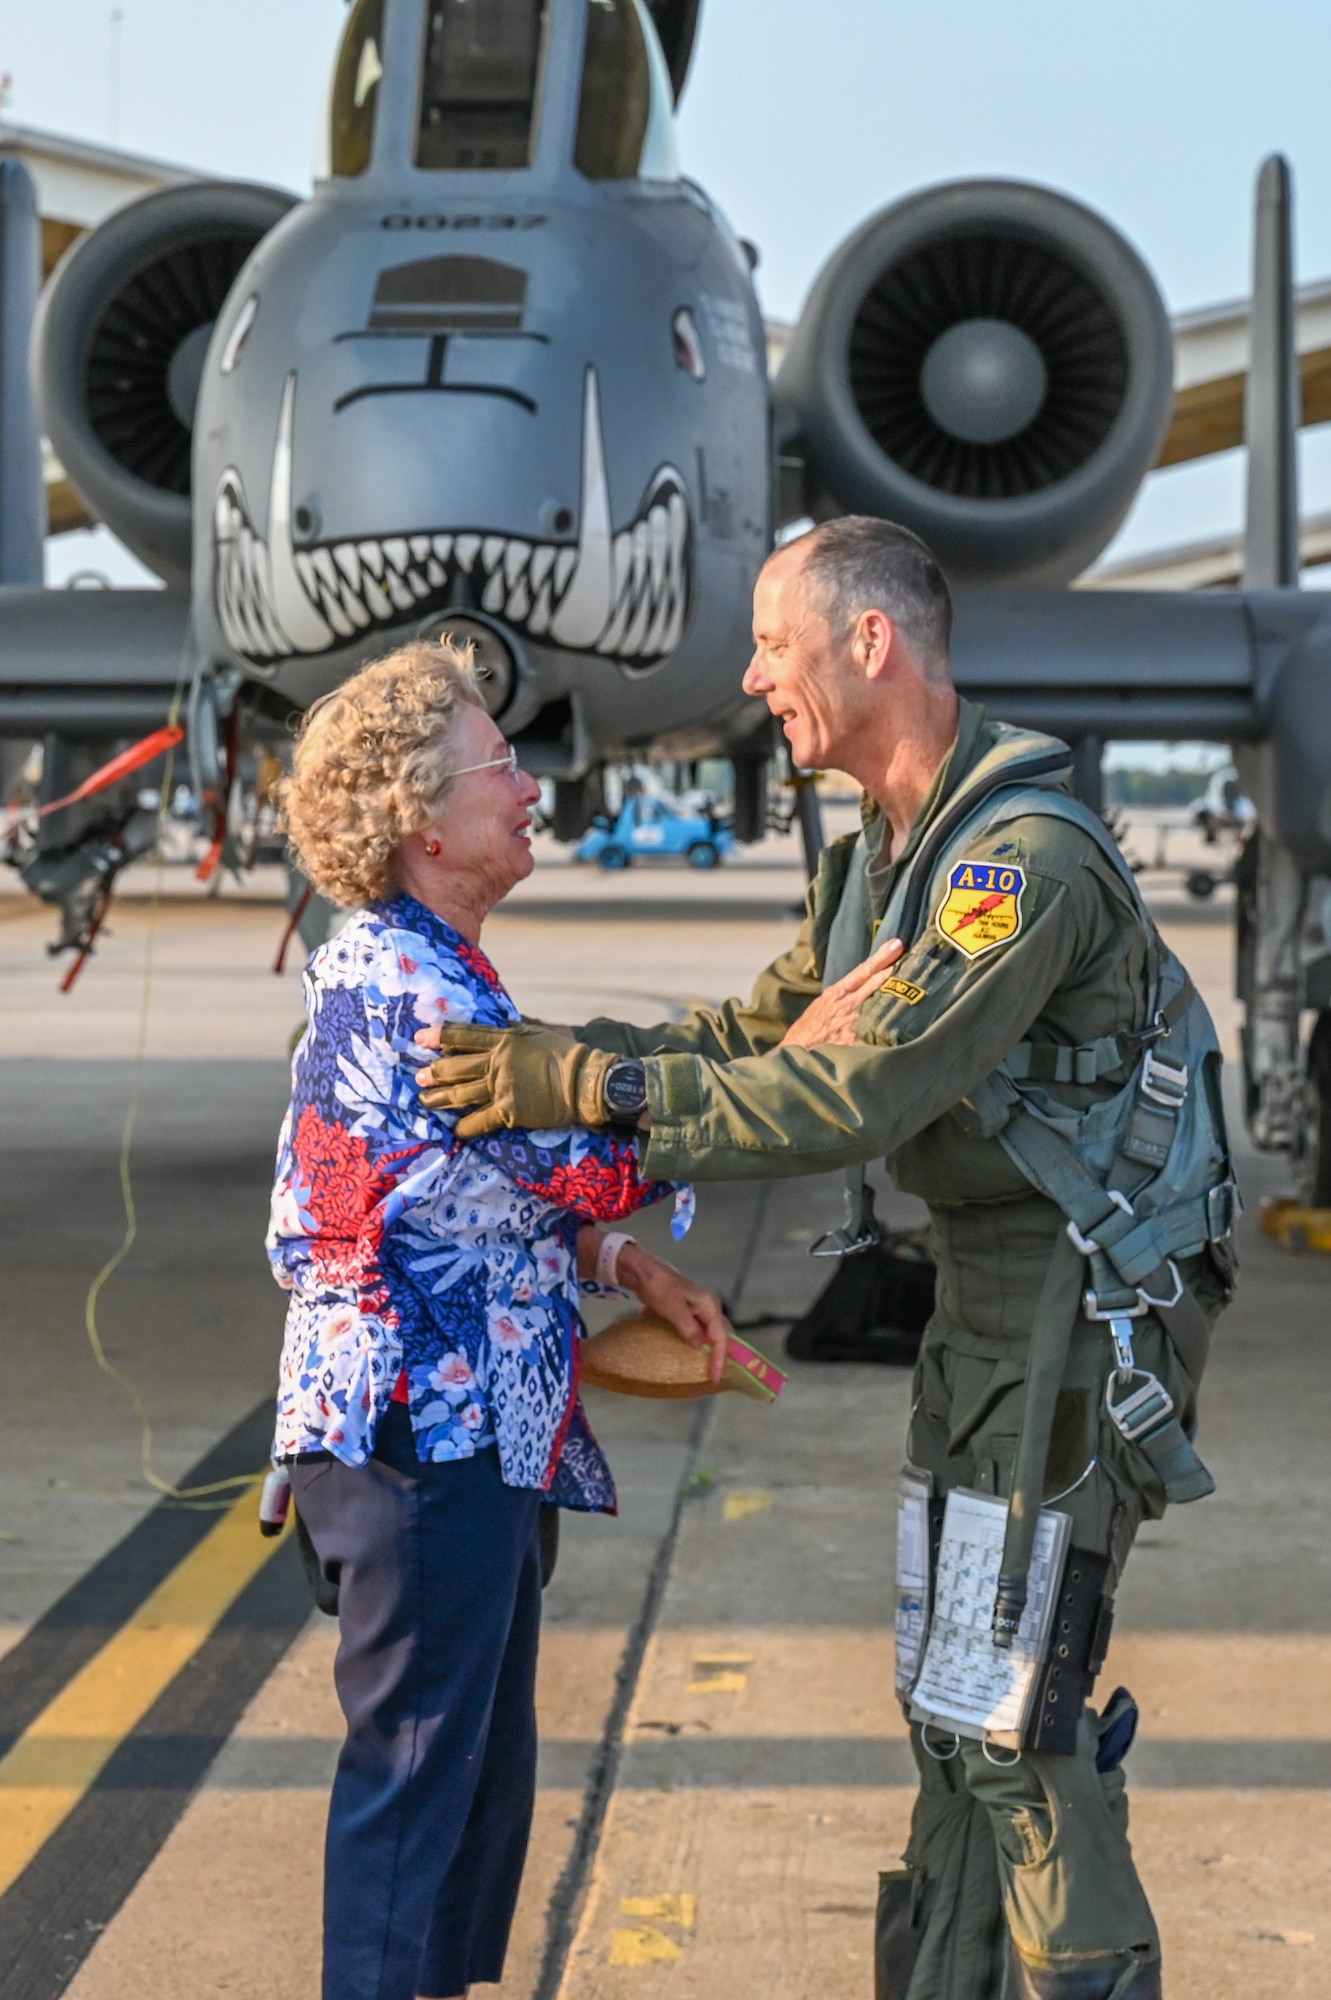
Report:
444,744,520,783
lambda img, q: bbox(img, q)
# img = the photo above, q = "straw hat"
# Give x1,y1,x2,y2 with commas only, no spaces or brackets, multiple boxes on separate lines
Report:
580,1313,785,1404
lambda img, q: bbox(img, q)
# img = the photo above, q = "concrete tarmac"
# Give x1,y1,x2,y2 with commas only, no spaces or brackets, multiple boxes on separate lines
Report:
0,828,1326,2000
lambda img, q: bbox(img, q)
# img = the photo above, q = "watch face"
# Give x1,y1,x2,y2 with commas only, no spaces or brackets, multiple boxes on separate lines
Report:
604,1061,647,1114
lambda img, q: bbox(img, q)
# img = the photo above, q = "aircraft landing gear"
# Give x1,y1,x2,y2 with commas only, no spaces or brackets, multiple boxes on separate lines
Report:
1291,1009,1331,1207
2,722,185,986
552,768,604,842
731,753,767,844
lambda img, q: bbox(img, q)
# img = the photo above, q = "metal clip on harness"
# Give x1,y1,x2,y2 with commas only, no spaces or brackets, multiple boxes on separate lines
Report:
1105,1368,1177,1444
810,1170,884,1257
1140,1046,1189,1108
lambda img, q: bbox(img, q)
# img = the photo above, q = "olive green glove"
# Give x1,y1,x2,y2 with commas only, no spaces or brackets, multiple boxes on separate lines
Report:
417,1022,616,1139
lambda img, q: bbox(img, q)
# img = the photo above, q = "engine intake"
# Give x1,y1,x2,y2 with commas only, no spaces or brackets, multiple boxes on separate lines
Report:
776,180,1174,586
33,180,296,588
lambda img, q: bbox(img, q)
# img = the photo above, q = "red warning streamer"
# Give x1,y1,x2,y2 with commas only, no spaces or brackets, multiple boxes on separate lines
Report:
36,724,186,819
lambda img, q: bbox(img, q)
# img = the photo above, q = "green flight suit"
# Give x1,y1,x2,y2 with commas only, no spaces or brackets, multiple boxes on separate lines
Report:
579,700,1225,1997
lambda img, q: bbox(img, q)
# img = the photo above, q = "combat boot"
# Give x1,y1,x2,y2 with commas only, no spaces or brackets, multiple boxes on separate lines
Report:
1004,1943,1161,1999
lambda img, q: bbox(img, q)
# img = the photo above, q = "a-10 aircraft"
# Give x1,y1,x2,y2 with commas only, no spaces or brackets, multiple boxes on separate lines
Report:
2,0,1331,1202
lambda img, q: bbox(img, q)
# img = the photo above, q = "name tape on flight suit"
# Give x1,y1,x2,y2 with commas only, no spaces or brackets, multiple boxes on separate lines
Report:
935,860,1026,959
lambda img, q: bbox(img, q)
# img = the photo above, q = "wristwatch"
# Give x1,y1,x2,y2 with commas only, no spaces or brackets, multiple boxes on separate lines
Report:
602,1058,648,1126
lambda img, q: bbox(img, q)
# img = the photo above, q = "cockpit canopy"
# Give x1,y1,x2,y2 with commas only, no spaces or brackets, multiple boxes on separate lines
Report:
326,0,678,182
574,0,679,180
417,0,550,170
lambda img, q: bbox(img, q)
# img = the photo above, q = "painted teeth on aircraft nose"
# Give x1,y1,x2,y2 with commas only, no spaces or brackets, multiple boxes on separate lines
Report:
298,549,356,641
527,574,554,635
214,457,690,668
361,571,392,620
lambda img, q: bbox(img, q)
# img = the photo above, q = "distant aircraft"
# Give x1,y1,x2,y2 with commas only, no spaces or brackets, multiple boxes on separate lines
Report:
3,0,1331,1200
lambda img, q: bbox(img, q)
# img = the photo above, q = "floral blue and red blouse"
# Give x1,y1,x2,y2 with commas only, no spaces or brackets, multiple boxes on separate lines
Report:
267,891,689,1512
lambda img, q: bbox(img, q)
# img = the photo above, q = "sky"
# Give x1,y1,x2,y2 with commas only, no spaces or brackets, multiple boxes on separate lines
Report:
6,0,1331,597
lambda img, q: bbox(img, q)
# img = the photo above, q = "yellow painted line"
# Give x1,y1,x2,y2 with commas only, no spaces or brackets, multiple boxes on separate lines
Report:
723,1489,772,1522
609,1925,683,1965
609,1893,696,1964
0,1487,284,1899
621,1894,695,1928
688,1651,752,1694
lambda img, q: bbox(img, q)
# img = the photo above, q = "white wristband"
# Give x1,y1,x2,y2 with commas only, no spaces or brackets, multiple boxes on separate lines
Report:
596,1231,636,1289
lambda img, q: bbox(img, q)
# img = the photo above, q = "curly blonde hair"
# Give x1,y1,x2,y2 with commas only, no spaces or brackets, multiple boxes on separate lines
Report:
282,640,484,907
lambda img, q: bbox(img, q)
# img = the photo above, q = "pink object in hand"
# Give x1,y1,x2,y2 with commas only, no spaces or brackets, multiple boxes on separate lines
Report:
722,1336,788,1404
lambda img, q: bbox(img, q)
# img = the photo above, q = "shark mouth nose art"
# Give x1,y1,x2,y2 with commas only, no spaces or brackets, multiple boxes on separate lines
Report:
213,368,692,669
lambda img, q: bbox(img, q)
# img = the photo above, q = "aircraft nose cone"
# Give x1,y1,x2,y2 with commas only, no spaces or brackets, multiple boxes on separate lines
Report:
919,317,1048,445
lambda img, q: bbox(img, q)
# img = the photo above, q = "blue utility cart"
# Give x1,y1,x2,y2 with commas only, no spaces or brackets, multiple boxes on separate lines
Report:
576,793,735,870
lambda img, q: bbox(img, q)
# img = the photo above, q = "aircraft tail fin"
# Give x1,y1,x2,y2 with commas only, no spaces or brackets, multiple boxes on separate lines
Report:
1243,154,1300,590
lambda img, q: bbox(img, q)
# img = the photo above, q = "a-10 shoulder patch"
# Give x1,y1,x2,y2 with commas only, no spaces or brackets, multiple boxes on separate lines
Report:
935,858,1026,958
881,974,927,1005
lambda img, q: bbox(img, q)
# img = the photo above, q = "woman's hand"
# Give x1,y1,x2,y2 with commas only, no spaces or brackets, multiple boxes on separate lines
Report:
616,1242,731,1385
773,932,905,1052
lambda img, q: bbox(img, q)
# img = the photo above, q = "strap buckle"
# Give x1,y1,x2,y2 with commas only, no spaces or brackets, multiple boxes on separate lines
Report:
1138,1258,1185,1311
1140,1046,1189,1107
1207,1180,1241,1240
1082,1286,1148,1324
1065,1188,1134,1257
1105,1368,1175,1445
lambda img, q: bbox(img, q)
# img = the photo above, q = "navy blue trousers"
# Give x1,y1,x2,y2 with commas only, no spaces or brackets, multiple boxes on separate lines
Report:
290,1409,542,2000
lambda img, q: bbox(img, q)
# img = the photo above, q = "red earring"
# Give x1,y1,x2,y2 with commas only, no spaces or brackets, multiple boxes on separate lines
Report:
423,838,441,857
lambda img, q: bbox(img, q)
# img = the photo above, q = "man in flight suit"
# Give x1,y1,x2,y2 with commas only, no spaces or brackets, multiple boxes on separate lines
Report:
417,517,1233,1999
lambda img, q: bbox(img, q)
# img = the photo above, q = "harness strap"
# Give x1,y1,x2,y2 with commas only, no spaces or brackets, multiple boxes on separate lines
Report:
992,1230,1084,1648
1005,977,1198,1089
1106,1368,1216,1503
891,747,1073,950
990,1097,1228,1389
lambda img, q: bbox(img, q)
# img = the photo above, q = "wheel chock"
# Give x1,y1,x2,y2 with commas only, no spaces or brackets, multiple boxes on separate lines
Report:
1259,1196,1331,1252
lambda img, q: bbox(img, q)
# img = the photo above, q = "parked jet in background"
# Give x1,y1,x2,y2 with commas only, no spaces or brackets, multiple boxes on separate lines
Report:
3,0,1331,1197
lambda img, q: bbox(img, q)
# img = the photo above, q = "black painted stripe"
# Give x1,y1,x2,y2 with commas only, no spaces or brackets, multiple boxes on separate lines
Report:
0,1530,308,2000
0,1399,275,1756
610,1734,1331,1790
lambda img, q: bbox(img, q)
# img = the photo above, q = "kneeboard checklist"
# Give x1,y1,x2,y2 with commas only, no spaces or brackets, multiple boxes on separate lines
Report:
907,1488,1071,1749
894,1467,933,1696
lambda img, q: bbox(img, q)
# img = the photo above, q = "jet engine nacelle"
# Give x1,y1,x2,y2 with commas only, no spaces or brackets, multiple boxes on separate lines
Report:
775,179,1175,587
32,180,296,589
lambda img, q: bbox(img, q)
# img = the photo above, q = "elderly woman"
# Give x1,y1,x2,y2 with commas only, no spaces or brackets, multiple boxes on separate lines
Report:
269,641,725,2000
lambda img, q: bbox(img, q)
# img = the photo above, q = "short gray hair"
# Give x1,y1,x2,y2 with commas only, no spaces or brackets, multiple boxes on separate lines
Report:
787,516,953,677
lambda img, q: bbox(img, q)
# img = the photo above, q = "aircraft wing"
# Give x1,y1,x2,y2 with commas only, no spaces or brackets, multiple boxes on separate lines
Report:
0,586,188,736
1157,278,1331,468
950,585,1321,743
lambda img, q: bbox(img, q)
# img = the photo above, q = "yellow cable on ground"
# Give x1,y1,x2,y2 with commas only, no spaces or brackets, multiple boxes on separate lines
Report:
80,683,261,1508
